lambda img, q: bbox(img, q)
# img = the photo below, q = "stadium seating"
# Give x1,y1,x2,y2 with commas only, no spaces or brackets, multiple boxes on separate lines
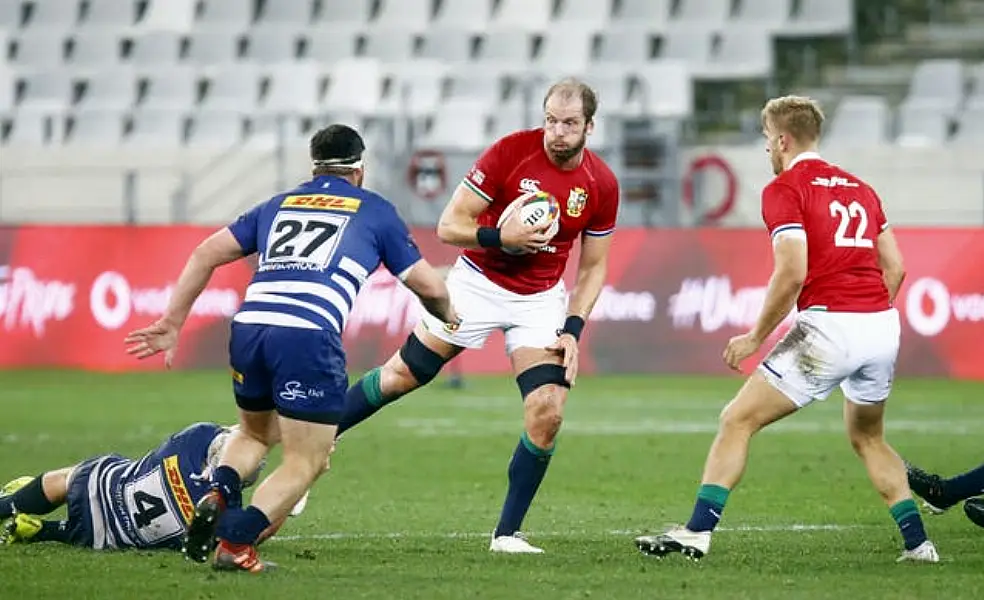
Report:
0,0,979,152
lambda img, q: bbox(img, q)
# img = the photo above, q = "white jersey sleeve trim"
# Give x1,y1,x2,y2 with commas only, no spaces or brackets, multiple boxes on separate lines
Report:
462,178,494,203
770,223,804,239
585,226,615,237
772,229,807,246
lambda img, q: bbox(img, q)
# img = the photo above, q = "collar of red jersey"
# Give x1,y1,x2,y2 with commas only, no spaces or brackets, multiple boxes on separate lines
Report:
786,151,824,171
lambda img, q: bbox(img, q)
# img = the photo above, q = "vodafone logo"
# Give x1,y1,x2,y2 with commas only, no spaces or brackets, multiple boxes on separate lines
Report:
905,277,984,337
90,271,240,330
90,271,131,330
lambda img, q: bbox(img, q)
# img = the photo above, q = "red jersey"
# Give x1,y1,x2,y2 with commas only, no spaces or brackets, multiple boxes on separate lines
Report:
762,153,891,313
460,129,620,295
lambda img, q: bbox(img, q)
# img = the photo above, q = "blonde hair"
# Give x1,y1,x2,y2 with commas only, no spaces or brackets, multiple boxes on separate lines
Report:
761,95,825,144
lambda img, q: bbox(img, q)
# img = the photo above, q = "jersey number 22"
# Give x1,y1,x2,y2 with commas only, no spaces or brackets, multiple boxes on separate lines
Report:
829,200,873,249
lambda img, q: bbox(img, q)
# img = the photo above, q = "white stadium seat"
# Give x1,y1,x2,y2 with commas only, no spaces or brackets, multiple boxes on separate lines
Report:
825,95,891,146
374,0,432,31
197,0,253,30
674,0,733,26
66,108,126,145
80,0,137,29
79,69,137,110
125,108,187,146
489,0,552,32
432,0,492,32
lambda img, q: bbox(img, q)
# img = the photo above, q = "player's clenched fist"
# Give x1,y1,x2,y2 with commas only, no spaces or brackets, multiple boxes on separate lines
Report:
723,332,762,372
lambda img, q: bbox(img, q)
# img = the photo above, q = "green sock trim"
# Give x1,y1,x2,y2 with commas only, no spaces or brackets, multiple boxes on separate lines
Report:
361,367,384,407
520,431,554,457
697,484,731,509
890,499,919,523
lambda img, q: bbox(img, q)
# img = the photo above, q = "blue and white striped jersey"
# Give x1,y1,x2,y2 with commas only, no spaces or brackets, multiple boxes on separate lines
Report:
77,423,223,550
227,175,422,334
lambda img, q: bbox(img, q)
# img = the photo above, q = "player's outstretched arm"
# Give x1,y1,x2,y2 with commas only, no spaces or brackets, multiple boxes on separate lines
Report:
876,228,906,303
437,184,550,253
403,259,460,327
161,228,246,328
125,228,245,366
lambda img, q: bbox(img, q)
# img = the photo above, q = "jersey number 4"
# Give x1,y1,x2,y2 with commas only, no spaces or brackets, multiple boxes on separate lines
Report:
266,212,348,267
132,490,168,528
829,200,874,248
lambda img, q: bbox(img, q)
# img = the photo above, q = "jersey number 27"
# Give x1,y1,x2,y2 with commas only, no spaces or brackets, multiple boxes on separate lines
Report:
829,200,874,249
266,212,349,267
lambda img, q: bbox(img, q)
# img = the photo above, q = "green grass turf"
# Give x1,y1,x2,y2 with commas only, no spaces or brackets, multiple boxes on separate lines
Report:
1,371,983,599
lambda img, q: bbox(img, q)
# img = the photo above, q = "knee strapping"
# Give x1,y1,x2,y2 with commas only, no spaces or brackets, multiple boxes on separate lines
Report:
398,333,448,385
516,364,570,398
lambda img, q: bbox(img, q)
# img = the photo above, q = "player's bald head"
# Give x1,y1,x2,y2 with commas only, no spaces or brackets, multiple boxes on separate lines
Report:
761,95,825,144
543,78,598,123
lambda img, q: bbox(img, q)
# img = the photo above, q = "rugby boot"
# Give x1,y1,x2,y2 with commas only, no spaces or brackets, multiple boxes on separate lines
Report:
182,489,225,563
906,463,957,513
635,527,711,561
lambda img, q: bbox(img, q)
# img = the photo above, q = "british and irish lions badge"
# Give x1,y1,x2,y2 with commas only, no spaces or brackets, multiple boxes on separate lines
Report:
566,186,587,217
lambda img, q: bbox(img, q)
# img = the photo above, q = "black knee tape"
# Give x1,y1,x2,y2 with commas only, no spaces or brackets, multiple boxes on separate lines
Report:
516,364,570,398
399,333,448,385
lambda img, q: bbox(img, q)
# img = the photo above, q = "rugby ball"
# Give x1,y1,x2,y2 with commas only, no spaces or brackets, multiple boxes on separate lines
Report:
495,191,561,255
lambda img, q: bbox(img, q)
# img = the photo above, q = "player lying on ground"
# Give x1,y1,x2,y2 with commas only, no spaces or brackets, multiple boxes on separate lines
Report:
907,461,984,528
126,124,458,572
0,423,277,550
634,95,938,563
333,78,619,554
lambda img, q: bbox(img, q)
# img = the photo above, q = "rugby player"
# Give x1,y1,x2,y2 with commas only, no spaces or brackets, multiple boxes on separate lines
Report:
334,78,620,554
125,125,458,571
0,423,271,550
907,460,984,528
634,96,939,563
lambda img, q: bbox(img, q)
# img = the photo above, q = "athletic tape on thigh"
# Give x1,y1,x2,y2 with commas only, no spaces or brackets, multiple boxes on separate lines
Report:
516,363,570,398
399,333,448,385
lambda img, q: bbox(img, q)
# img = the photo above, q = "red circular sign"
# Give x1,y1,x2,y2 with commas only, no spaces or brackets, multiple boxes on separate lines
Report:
682,155,738,224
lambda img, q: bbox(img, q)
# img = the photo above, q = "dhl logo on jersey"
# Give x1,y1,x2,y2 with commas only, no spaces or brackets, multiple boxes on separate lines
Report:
163,455,195,524
281,194,361,212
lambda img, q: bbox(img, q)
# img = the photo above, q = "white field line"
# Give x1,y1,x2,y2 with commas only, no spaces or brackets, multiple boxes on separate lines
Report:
396,418,984,436
271,524,864,543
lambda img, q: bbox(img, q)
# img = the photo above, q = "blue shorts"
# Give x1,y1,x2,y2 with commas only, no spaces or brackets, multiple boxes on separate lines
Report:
229,322,349,424
65,454,129,549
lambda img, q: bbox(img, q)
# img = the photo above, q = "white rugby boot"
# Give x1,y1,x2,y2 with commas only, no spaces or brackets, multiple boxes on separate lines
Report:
896,540,940,563
489,531,544,554
635,527,712,561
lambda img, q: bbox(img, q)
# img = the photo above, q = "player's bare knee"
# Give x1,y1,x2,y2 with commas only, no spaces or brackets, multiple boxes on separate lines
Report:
718,401,762,436
381,355,422,396
525,390,563,441
516,363,569,446
847,427,883,456
283,447,332,483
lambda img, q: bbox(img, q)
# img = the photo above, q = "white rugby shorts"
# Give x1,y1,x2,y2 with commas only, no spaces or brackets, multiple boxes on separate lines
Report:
759,308,901,407
420,257,567,355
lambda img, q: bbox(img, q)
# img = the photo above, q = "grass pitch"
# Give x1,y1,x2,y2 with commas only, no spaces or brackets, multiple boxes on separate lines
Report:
1,371,983,599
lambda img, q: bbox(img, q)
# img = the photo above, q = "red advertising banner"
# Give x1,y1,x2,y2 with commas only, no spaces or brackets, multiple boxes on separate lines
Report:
0,226,982,379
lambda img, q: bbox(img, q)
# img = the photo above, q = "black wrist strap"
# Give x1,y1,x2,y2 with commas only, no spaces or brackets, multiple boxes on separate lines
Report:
559,315,585,342
476,227,502,248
